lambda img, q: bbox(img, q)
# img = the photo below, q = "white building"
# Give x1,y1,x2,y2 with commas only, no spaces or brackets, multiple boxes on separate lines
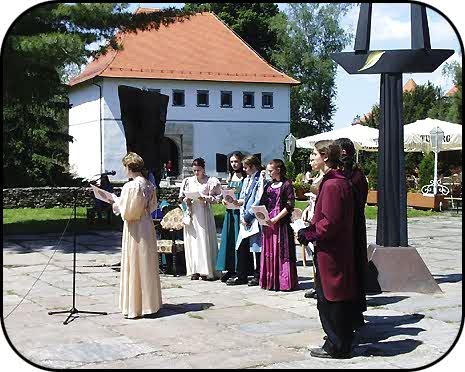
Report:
68,10,299,182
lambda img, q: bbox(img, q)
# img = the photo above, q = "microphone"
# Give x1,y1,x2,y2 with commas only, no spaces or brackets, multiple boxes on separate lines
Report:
101,170,116,176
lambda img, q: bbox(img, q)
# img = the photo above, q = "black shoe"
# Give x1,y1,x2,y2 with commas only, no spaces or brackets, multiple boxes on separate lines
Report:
221,271,234,283
226,277,248,286
309,347,351,359
248,277,259,286
304,288,317,299
191,273,200,280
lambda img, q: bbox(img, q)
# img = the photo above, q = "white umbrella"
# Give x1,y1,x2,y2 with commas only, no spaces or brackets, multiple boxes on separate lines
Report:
296,124,379,161
404,118,462,153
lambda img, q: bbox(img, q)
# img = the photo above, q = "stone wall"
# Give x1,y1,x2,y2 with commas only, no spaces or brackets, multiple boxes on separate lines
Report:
3,186,181,209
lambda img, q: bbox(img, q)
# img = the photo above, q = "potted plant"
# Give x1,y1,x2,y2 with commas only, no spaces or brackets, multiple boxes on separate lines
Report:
293,173,312,200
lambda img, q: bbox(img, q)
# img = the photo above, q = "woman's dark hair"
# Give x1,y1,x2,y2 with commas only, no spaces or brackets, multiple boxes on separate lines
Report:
335,137,358,179
228,151,246,179
192,157,205,168
268,159,287,178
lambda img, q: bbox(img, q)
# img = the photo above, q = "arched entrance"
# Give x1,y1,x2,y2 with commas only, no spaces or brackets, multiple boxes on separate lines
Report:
160,137,180,177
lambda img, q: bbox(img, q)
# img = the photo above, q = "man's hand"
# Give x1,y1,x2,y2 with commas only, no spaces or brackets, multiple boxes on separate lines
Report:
297,228,309,245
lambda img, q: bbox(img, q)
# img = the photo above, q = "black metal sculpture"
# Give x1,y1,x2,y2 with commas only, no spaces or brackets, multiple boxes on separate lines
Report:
118,85,169,187
331,4,453,293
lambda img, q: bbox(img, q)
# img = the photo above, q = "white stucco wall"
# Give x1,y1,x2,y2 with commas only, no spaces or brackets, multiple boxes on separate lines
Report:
191,120,289,177
69,77,291,181
68,83,103,180
101,78,290,123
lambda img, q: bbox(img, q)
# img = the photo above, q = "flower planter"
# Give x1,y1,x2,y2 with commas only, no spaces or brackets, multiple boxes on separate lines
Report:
366,191,448,211
294,187,308,201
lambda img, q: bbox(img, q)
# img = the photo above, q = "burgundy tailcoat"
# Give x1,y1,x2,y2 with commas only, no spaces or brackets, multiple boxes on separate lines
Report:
304,169,358,302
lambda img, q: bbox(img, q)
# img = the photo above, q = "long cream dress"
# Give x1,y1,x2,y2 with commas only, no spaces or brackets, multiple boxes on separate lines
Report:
112,176,162,318
179,176,222,279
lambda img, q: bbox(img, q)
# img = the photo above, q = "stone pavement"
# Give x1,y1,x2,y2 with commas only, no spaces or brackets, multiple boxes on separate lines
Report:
2,214,463,369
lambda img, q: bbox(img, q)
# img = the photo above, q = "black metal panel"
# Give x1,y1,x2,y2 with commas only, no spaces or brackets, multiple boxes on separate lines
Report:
354,3,372,53
376,74,408,247
411,4,431,50
331,49,454,75
118,85,169,186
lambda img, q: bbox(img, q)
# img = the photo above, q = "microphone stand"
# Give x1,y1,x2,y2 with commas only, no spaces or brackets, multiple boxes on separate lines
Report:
49,175,108,325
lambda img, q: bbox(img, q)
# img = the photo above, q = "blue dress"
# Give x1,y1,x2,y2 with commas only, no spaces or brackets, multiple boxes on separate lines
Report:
216,179,243,272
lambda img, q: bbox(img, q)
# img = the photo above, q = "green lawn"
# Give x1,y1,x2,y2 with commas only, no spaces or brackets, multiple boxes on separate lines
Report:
3,207,123,235
3,203,442,235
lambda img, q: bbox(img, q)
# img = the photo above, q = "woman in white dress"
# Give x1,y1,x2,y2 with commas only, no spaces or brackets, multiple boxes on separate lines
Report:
179,158,222,280
112,152,162,319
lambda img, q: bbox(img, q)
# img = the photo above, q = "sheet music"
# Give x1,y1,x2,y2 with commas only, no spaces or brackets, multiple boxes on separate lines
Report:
240,219,260,238
183,191,202,200
290,218,308,233
251,205,271,226
222,189,240,209
91,184,117,204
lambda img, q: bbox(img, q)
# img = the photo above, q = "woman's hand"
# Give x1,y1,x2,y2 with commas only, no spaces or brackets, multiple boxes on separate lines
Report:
184,197,192,205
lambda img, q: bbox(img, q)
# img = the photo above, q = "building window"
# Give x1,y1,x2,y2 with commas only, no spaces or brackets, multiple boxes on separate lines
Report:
221,91,232,108
172,90,185,106
197,90,209,107
243,92,255,108
262,92,273,109
216,153,228,173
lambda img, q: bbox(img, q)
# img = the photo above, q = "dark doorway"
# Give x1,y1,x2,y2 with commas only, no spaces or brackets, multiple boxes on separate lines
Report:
160,137,179,177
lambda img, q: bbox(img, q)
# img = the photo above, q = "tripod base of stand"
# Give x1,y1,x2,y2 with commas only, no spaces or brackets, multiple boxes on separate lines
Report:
49,307,108,325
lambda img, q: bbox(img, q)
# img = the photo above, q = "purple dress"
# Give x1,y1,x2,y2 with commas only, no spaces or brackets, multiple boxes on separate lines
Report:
259,182,298,291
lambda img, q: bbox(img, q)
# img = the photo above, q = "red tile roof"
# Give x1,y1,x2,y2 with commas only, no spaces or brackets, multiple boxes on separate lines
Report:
446,85,459,96
403,78,417,92
69,10,300,87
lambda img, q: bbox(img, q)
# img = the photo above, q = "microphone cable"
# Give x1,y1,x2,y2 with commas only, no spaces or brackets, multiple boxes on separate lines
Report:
4,209,74,320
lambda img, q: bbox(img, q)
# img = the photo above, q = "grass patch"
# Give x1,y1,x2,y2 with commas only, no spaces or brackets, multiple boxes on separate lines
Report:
3,202,443,235
3,207,123,235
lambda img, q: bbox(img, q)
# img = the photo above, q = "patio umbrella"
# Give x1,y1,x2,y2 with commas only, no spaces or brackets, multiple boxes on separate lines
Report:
403,118,462,153
296,124,379,162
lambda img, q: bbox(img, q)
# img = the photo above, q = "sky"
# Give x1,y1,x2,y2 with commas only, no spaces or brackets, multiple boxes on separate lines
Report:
1,2,462,132
123,2,463,130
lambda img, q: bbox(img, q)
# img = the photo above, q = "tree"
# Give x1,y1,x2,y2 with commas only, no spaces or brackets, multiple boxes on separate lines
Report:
440,60,462,124
403,82,442,124
183,3,280,62
269,4,354,139
3,3,192,187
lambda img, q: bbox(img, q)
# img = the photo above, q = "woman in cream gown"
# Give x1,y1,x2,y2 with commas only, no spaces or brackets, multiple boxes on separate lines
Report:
179,158,222,280
112,152,162,319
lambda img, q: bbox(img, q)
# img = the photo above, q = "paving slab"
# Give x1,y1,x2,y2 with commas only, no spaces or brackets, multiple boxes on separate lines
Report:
2,215,462,369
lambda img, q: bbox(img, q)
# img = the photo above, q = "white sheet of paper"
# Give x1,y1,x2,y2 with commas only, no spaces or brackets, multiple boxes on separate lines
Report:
184,191,201,200
251,205,271,226
91,184,117,204
222,189,239,209
290,218,308,232
240,218,260,238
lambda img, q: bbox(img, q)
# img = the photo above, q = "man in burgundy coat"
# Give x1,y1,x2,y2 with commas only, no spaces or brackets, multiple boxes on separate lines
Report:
298,141,359,359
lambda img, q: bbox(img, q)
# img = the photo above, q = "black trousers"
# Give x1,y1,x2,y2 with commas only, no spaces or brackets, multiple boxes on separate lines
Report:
237,238,260,280
315,254,356,355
